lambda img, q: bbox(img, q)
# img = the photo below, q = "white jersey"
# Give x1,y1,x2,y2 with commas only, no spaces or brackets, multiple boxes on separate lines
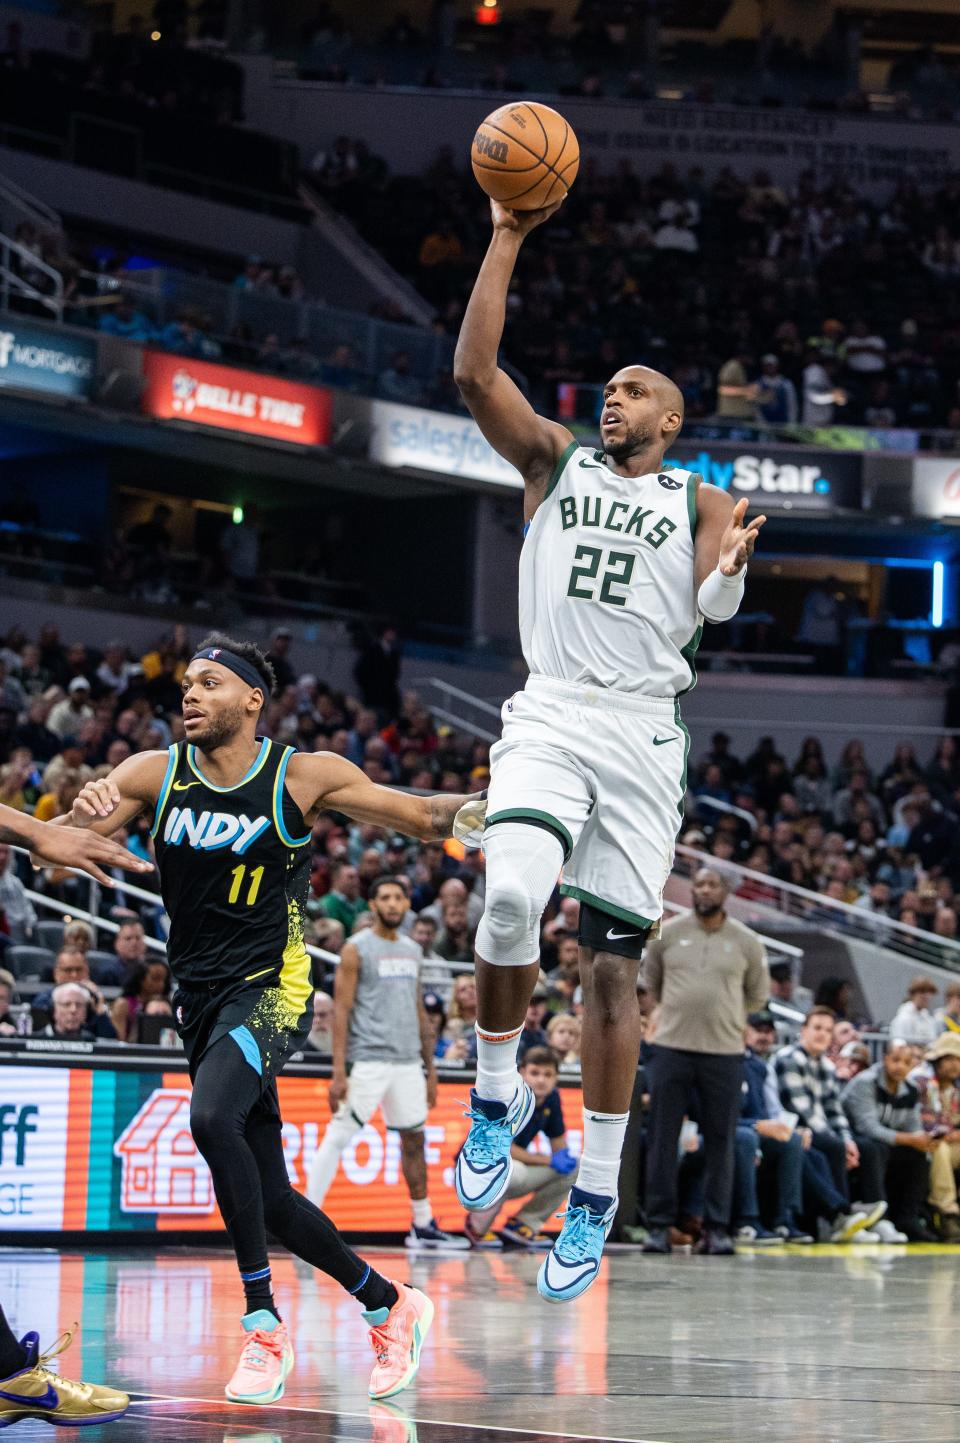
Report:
519,442,702,697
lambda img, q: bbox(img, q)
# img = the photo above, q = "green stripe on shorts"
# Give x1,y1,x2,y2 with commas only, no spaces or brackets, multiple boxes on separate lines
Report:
559,884,656,932
485,807,574,863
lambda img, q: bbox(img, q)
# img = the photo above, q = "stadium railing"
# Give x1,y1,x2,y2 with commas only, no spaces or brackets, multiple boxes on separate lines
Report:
673,841,960,970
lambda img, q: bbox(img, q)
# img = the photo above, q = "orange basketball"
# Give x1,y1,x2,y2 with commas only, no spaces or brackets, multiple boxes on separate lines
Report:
471,101,580,210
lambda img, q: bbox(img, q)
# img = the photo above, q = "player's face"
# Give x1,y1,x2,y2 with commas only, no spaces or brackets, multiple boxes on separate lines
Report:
181,662,261,750
371,885,409,927
600,369,678,462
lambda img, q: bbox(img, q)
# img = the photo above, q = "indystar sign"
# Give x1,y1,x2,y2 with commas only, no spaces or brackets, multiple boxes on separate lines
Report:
666,444,862,509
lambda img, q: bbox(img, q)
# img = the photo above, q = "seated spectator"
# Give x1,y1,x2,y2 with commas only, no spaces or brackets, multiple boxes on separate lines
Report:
841,1038,938,1241
519,981,550,1055
0,843,36,943
42,982,97,1041
834,1040,871,1082
463,1047,578,1249
814,977,856,1024
48,678,93,739
110,960,172,1042
936,981,960,1036
35,952,115,1039
98,294,156,342
733,1008,809,1243
0,966,17,1036
890,977,941,1045
319,861,367,936
99,917,149,987
411,914,440,960
774,1007,886,1240
304,989,333,1054
378,351,424,405
768,960,812,1015
546,1012,582,1070
913,1033,960,1240
434,896,474,963
754,354,797,425
62,920,95,956
421,990,447,1060
442,973,478,1062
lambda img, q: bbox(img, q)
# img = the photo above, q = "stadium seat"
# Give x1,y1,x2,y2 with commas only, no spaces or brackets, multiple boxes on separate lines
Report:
35,920,66,953
7,946,57,981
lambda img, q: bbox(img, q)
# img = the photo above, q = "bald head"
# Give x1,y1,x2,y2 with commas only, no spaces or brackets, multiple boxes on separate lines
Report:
601,366,684,466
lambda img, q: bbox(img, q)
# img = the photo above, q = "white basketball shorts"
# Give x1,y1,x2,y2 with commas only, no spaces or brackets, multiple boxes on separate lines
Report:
346,1059,428,1131
484,675,689,930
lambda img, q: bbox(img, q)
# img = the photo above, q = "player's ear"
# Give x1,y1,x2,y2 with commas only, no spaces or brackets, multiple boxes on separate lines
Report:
662,408,682,438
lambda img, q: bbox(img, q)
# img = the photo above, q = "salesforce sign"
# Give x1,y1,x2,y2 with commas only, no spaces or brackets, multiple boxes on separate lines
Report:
666,444,862,510
0,321,95,399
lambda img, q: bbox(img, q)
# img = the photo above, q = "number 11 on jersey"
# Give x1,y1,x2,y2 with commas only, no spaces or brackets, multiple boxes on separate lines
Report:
228,864,264,906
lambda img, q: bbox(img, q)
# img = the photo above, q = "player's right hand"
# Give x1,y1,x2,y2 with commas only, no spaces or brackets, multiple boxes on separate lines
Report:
491,197,565,237
72,778,123,826
328,1072,348,1111
30,827,153,886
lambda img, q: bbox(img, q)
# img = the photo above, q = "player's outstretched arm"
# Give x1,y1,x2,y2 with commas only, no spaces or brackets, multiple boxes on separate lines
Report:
60,752,171,837
694,484,766,623
289,753,477,842
454,200,573,516
0,803,153,886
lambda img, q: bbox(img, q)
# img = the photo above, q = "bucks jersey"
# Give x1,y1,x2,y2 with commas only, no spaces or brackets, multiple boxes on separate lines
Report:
151,737,312,1019
520,442,702,696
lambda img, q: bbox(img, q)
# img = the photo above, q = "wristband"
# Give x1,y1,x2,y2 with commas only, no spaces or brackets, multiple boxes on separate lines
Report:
697,564,746,622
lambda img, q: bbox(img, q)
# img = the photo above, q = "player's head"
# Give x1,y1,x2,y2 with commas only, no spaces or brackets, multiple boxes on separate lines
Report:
182,633,276,751
368,874,410,929
600,365,684,464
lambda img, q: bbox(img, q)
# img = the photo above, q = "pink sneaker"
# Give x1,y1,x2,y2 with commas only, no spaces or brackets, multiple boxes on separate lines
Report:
225,1310,294,1404
364,1283,434,1401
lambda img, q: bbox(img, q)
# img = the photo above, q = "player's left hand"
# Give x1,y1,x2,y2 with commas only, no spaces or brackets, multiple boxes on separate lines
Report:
30,827,153,886
719,497,766,576
453,791,487,849
426,1069,438,1109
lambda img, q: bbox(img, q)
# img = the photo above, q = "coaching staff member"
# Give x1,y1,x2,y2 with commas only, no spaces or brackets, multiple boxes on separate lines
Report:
642,867,768,1254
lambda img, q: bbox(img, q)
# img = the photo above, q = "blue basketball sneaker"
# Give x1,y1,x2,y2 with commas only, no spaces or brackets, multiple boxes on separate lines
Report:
455,1083,535,1211
537,1187,617,1303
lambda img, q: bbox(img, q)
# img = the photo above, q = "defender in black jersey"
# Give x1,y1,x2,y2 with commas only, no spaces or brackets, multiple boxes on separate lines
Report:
66,633,478,1405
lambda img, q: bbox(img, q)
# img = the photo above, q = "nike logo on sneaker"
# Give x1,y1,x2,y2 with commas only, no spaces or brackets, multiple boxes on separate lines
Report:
607,928,640,941
652,735,679,746
0,1385,59,1409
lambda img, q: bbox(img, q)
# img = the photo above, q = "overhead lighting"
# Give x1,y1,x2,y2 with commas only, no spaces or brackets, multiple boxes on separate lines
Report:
932,560,945,628
232,505,244,525
150,29,161,40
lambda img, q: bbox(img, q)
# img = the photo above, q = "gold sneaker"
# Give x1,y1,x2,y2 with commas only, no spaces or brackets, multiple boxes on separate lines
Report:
0,1325,129,1428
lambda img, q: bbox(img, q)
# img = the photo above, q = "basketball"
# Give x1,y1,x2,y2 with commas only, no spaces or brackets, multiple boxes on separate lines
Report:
471,101,580,210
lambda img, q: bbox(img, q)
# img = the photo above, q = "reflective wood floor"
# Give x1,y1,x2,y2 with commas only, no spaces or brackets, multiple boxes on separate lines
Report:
3,1244,959,1443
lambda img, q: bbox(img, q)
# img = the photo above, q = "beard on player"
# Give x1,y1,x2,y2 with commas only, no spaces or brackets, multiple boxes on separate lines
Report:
602,419,656,464
184,696,250,752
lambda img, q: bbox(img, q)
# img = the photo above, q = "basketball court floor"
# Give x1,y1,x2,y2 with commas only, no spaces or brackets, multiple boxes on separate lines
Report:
3,1245,959,1443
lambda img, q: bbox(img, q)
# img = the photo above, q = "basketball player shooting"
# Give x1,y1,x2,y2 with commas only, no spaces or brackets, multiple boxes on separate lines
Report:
59,635,481,1406
452,199,765,1302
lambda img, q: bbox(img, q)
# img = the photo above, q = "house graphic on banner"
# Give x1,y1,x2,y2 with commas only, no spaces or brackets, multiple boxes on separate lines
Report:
113,1089,215,1214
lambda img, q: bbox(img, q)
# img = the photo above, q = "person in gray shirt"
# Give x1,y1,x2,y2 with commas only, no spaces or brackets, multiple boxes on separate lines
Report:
841,1039,938,1242
307,875,468,1251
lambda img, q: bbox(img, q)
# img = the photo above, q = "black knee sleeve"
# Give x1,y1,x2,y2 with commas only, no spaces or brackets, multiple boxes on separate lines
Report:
578,901,650,960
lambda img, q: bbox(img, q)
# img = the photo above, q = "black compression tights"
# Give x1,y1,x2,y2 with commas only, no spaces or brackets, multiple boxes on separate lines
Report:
0,1304,27,1377
190,1035,396,1315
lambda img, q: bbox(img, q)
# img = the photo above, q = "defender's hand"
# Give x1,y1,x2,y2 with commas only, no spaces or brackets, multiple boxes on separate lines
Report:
30,828,152,886
491,197,565,238
719,498,766,576
72,778,123,826
453,791,487,849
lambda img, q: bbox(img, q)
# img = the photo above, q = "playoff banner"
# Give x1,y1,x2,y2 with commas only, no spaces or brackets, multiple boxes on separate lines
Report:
0,1063,583,1234
141,350,332,446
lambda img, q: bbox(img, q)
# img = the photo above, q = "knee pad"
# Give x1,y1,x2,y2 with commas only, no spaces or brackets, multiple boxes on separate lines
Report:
476,822,564,967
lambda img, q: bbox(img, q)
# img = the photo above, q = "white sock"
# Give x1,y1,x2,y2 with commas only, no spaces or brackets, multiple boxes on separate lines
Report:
474,1023,523,1104
411,1196,433,1229
577,1109,629,1199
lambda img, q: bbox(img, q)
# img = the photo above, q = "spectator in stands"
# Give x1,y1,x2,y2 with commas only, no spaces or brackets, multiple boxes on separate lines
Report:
98,294,155,342
435,896,474,963
106,918,148,986
936,981,960,1035
303,988,334,1056
774,1007,884,1227
755,355,797,425
0,844,36,942
266,628,296,691
519,981,550,1055
642,869,768,1255
378,351,425,405
890,977,941,1045
48,678,93,739
353,625,401,719
733,1008,810,1244
0,967,16,1036
464,1047,578,1249
35,951,117,1040
43,982,97,1041
110,960,172,1042
319,861,366,935
841,1038,938,1241
813,977,856,1023
914,1033,960,1240
545,1011,581,1070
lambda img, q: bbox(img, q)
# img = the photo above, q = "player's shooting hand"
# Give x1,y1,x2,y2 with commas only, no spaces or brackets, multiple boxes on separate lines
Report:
490,197,565,238
72,778,122,826
30,827,153,886
719,497,766,576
